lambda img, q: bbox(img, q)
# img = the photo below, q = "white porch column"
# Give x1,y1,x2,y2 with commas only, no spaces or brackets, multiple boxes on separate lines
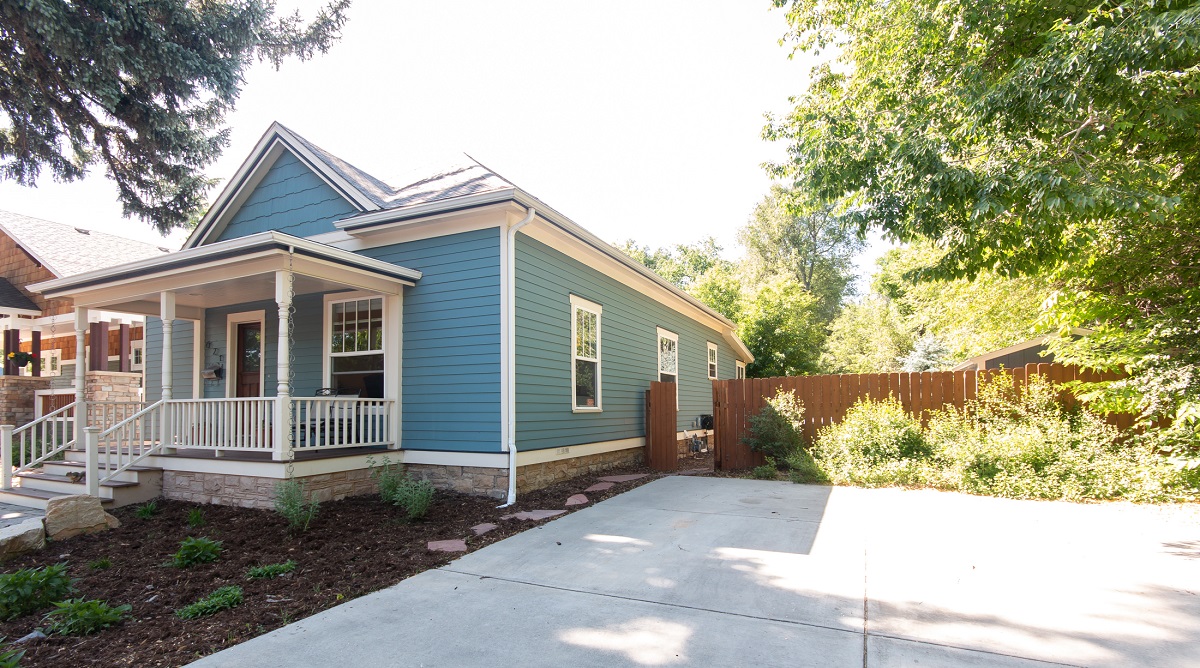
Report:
74,307,88,433
273,270,293,461
160,292,176,402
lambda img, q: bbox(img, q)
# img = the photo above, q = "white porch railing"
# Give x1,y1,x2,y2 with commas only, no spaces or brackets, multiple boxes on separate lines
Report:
289,397,394,451
1,401,78,489
166,398,275,451
91,400,168,491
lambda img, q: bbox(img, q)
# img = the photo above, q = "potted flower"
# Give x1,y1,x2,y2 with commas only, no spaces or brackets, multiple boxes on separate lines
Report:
7,351,37,367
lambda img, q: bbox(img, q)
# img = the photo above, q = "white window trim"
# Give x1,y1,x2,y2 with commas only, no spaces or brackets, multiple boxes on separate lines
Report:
225,310,266,397
570,295,603,413
322,291,387,391
707,341,719,380
131,340,145,372
735,360,746,380
656,327,680,406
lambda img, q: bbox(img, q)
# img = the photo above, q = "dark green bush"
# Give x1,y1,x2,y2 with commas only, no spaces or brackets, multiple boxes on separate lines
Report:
750,461,778,480
246,560,296,580
0,563,74,620
741,390,806,462
176,586,242,620
44,598,130,635
171,537,222,568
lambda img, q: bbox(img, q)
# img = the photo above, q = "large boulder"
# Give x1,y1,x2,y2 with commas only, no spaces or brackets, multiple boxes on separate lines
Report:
43,495,121,541
0,518,46,561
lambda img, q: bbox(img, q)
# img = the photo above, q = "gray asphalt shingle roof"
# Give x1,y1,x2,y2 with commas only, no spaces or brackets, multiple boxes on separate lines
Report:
0,210,172,278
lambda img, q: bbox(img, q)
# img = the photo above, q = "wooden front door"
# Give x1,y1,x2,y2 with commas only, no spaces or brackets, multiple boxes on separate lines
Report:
235,322,262,398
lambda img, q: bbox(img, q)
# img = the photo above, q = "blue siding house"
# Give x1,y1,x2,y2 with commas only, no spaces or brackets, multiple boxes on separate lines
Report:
31,123,752,507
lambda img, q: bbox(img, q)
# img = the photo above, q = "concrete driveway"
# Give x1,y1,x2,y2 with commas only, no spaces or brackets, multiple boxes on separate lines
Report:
189,476,1200,667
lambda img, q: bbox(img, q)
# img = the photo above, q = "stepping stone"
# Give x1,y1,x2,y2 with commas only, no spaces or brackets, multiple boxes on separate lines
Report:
597,474,649,483
584,482,615,492
500,509,567,521
471,523,498,536
565,494,589,506
427,539,467,553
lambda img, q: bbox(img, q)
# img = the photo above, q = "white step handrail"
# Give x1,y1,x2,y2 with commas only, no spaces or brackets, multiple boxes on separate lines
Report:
1,401,79,488
92,399,167,486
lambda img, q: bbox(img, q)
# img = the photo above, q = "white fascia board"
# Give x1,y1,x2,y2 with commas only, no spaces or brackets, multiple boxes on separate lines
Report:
30,231,422,298
184,123,380,250
334,189,518,232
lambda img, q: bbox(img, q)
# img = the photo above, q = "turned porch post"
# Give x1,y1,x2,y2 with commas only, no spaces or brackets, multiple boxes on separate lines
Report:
74,308,88,432
273,270,293,461
159,292,175,449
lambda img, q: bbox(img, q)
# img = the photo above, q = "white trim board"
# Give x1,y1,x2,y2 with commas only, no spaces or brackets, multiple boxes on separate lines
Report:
225,310,266,398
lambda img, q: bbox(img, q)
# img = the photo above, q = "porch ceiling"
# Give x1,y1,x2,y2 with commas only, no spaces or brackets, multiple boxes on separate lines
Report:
29,232,420,318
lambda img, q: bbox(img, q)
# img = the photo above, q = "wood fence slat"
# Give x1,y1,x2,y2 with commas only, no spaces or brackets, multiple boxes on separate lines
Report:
898,371,911,415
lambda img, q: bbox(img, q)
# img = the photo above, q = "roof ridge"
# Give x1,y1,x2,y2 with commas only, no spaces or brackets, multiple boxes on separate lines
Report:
275,123,396,205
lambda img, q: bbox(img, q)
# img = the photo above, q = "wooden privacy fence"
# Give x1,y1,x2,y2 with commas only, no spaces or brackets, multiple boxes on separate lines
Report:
644,381,679,472
711,363,1127,470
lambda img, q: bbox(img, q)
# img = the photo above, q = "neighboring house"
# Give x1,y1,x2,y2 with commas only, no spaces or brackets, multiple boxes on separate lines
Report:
0,211,171,422
952,329,1089,371
15,123,752,509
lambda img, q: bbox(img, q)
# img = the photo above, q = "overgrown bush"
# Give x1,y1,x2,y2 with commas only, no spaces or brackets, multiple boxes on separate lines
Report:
171,537,222,568
813,397,932,487
785,449,828,484
246,561,296,580
741,390,806,462
0,563,74,620
370,457,435,520
274,478,319,532
43,598,130,635
175,586,242,620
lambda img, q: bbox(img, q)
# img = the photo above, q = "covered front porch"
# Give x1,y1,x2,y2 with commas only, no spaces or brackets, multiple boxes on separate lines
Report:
5,232,421,504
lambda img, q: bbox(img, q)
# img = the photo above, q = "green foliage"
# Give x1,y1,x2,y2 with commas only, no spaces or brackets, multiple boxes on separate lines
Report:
898,334,952,372
274,478,319,533
43,598,130,635
614,237,731,289
750,461,779,479
738,275,827,377
786,449,829,484
0,638,23,668
186,508,205,529
742,390,807,461
0,0,352,231
87,559,111,571
822,297,914,373
814,398,933,487
246,560,297,580
135,501,159,519
171,536,222,568
0,563,74,620
370,457,436,520
175,586,243,620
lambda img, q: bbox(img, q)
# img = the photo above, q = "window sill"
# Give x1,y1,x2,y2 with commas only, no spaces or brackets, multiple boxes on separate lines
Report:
572,406,603,414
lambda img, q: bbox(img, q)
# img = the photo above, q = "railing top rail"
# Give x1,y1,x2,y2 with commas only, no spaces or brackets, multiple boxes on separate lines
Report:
12,400,77,436
98,399,167,439
166,397,274,403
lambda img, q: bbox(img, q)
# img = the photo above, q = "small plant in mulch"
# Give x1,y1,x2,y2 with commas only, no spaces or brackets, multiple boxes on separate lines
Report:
135,501,159,519
273,479,319,533
170,537,222,568
186,508,205,529
369,456,435,520
175,586,243,620
43,598,130,636
246,561,296,580
0,564,74,620
87,558,112,571
0,638,23,668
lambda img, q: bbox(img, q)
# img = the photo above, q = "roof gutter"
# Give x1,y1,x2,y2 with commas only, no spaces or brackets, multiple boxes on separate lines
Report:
498,206,536,508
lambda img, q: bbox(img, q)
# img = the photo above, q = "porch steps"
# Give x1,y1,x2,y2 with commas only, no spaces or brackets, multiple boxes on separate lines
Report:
0,459,163,510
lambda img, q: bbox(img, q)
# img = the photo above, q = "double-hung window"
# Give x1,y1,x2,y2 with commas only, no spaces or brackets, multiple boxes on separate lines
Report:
707,342,718,379
328,296,384,396
571,295,602,411
735,360,746,380
657,328,678,384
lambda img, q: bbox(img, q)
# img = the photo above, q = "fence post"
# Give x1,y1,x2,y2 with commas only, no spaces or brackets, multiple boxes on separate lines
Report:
84,426,100,497
0,425,12,489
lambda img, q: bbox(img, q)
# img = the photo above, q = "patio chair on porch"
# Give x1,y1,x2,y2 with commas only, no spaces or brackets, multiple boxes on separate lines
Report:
304,387,361,447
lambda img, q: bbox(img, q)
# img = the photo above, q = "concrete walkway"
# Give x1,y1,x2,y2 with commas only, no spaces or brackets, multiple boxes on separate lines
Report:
0,502,42,529
189,477,1200,667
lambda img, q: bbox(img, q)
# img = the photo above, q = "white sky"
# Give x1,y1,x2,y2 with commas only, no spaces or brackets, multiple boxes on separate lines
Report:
0,0,890,282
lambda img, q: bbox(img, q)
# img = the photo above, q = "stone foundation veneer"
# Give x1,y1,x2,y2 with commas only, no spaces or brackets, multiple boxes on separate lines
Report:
0,376,51,427
406,446,646,499
85,370,142,404
163,469,377,509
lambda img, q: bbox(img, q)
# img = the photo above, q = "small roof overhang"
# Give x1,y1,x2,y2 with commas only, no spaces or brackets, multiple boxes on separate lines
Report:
0,277,41,317
29,232,421,319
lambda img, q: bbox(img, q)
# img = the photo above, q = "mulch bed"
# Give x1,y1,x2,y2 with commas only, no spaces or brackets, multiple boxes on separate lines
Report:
0,462,661,667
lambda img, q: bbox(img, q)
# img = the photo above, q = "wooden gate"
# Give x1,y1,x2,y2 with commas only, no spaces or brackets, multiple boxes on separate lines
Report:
645,381,678,471
711,379,766,470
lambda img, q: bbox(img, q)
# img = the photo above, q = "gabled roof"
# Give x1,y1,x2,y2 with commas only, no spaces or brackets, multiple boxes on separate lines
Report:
0,210,172,278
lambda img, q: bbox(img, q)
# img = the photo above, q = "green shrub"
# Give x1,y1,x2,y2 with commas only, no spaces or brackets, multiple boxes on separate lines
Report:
786,449,829,484
135,501,159,519
43,598,130,635
274,478,319,532
187,508,205,528
813,397,933,487
171,537,222,568
246,560,296,580
750,459,778,479
88,558,112,571
176,585,243,620
0,638,23,668
742,390,806,462
370,458,435,520
0,563,74,620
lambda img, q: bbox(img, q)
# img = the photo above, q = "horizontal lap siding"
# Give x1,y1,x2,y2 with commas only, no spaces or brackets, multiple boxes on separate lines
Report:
359,228,501,453
200,295,323,399
515,235,740,451
216,152,359,242
144,318,196,401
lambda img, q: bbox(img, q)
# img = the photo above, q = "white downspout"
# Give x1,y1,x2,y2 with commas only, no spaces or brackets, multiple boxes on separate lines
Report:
499,206,536,507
